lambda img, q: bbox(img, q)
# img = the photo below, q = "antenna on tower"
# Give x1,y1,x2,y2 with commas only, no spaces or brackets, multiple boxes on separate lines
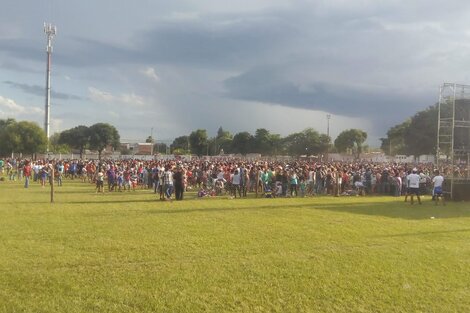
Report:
44,22,57,150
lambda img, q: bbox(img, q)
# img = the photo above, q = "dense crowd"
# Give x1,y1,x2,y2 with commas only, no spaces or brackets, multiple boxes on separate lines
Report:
1,157,467,203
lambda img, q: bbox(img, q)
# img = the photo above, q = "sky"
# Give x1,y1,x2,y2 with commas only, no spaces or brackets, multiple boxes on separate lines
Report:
1,0,470,145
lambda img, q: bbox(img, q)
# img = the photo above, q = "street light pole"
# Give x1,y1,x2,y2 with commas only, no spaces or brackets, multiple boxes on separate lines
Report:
327,114,331,138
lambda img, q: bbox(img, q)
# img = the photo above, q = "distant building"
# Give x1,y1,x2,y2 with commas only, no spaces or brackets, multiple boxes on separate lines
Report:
120,142,153,155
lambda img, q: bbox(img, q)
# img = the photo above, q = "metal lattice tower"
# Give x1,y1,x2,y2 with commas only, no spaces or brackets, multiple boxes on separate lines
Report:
437,83,470,198
44,22,57,147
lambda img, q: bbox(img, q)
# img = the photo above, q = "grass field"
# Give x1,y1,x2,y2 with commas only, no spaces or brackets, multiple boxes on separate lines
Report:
0,178,469,313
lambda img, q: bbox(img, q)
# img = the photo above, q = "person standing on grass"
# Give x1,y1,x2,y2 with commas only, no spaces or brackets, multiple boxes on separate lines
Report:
57,162,64,186
163,166,174,200
173,166,185,200
23,161,31,188
407,168,421,205
432,170,445,206
289,170,298,197
404,170,411,202
40,165,48,187
231,169,241,198
96,170,104,193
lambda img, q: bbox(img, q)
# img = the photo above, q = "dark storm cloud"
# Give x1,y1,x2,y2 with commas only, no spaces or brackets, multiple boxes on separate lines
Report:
0,61,42,73
4,81,82,100
223,66,432,124
46,13,295,69
3,0,469,141
0,38,44,63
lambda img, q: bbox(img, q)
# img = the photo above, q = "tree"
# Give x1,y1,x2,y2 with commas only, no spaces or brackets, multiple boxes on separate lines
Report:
88,123,120,159
380,120,410,155
0,118,16,130
283,128,324,157
270,133,284,156
154,142,168,154
215,127,233,154
189,129,208,156
59,125,89,158
0,120,47,156
334,129,367,159
49,133,70,154
403,105,439,156
252,128,274,155
318,134,332,155
171,136,189,154
0,118,17,156
231,132,254,155
145,136,154,143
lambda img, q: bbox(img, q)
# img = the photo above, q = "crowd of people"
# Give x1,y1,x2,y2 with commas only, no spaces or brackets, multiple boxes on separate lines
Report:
1,156,466,204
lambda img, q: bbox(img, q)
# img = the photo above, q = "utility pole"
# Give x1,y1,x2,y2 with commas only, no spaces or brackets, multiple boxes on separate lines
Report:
44,22,57,150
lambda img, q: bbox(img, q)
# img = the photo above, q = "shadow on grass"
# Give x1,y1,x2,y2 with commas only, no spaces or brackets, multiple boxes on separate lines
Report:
379,228,470,237
4,188,470,220
138,200,470,220
312,201,470,220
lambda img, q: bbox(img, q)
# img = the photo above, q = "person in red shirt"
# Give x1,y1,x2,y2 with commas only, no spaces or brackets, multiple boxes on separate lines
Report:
23,161,32,188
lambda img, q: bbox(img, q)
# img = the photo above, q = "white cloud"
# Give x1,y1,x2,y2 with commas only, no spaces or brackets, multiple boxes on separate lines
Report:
0,96,44,121
120,93,145,106
88,87,115,103
140,67,160,83
88,87,146,107
0,95,26,115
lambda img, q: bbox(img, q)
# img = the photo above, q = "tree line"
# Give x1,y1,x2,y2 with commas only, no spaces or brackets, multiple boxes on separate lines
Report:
0,118,369,158
0,120,120,159
170,127,368,157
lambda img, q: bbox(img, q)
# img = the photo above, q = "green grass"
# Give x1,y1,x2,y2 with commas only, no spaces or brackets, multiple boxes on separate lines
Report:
0,178,469,313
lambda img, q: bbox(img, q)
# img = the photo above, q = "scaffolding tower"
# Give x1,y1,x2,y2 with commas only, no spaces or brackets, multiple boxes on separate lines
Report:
437,83,470,199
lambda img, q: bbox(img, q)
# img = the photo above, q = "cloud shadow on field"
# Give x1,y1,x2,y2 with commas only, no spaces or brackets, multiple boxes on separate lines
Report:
139,198,470,220
378,228,470,238
6,192,469,220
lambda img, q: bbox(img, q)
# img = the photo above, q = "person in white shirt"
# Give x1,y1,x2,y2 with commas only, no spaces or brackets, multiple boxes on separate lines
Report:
231,169,241,198
432,170,445,206
407,168,422,205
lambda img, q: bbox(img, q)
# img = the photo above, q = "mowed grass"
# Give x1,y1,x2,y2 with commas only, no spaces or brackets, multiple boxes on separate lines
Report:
0,178,469,313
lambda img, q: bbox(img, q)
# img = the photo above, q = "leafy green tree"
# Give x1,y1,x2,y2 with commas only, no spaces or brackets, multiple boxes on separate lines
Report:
252,128,273,155
215,127,233,154
0,120,47,156
231,132,254,155
49,133,70,154
171,136,189,154
319,134,332,155
189,129,208,156
88,123,120,159
380,120,411,155
0,118,16,130
403,105,438,156
154,143,168,154
283,128,324,157
270,133,284,156
0,118,17,156
334,129,367,158
59,125,89,158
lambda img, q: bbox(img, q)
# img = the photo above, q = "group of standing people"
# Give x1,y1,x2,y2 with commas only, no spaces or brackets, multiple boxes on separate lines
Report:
0,157,461,205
